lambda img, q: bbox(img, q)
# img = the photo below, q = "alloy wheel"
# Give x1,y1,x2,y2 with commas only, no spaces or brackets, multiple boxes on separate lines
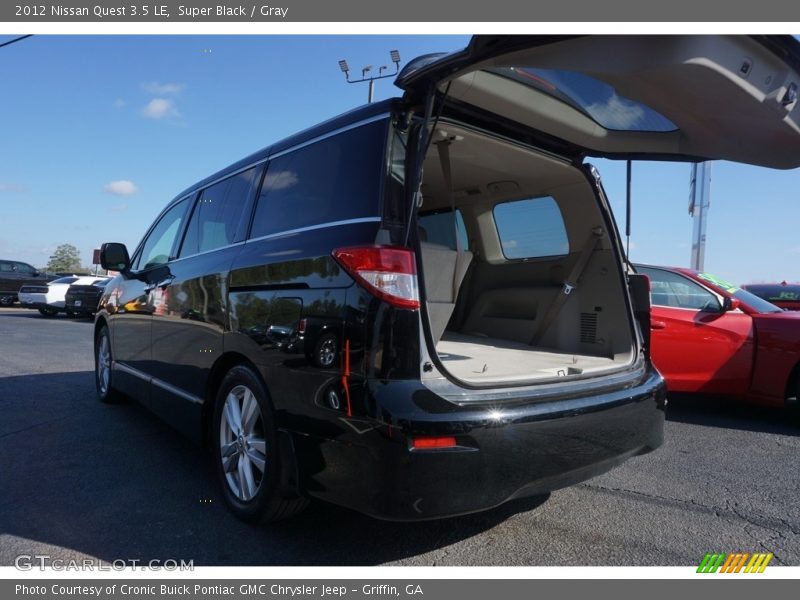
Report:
219,384,267,502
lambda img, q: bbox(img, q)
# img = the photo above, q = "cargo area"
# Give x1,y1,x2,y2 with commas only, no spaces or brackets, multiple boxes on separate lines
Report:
415,122,636,384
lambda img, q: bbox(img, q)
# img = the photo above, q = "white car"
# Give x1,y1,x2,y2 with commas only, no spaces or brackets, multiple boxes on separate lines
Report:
18,275,110,317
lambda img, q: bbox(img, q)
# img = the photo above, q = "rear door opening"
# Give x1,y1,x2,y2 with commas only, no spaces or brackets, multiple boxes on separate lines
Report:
414,122,635,385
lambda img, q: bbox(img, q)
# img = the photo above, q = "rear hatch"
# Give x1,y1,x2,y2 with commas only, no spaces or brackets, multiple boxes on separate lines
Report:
396,35,800,390
397,35,800,168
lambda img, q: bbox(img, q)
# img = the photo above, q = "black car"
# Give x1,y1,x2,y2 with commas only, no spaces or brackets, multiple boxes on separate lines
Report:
94,35,800,522
0,259,53,305
65,278,111,318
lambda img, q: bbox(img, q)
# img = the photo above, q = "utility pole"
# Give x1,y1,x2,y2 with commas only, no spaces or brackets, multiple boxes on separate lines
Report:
338,50,402,103
689,162,712,271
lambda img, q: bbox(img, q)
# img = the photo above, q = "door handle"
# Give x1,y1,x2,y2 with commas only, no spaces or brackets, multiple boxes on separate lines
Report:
651,320,666,330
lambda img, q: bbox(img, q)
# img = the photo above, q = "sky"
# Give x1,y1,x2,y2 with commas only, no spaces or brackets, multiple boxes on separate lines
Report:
1,34,799,285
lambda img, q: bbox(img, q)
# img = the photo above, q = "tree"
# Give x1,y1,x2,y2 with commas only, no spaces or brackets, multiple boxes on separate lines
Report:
46,244,82,273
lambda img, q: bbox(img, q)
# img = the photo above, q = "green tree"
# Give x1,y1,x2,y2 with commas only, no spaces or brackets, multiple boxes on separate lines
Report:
46,244,83,273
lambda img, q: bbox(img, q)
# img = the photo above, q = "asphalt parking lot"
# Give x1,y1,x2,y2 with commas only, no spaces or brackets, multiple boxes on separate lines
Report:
0,306,798,566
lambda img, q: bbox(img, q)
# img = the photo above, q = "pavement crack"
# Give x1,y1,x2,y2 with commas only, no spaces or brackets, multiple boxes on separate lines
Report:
581,482,799,542
0,416,70,439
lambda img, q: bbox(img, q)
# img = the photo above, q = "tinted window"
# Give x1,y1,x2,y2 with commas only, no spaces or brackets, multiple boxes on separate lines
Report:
250,120,385,239
180,167,260,257
638,267,721,311
0,262,13,272
493,196,569,259
137,198,190,270
52,277,79,285
418,210,468,250
14,262,36,274
490,67,677,133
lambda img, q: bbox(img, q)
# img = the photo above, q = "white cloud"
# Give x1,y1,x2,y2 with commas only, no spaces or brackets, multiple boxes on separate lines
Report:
142,81,185,95
141,98,179,119
586,94,646,130
0,183,25,192
103,180,138,196
113,98,126,108
264,170,298,191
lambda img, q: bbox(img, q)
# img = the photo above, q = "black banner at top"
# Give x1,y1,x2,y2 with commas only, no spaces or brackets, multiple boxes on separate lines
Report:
3,0,800,22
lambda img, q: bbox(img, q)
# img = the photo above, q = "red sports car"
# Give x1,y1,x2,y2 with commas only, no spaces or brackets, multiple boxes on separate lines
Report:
635,265,800,408
741,282,800,311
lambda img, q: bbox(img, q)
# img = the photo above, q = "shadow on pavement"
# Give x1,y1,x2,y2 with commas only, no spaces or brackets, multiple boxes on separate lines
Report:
665,393,799,436
0,370,550,566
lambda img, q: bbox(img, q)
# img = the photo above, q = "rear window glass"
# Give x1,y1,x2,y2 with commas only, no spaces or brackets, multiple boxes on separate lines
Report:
491,67,677,133
493,196,569,259
52,277,79,284
250,120,386,239
743,284,800,302
418,210,468,250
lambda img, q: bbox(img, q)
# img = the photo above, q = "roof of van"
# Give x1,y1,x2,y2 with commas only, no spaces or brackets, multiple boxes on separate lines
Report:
173,97,402,201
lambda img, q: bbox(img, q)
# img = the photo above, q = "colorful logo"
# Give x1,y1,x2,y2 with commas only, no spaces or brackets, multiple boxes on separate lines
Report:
697,552,773,573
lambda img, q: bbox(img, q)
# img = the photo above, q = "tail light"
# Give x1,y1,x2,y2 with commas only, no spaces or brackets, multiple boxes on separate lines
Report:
333,245,419,309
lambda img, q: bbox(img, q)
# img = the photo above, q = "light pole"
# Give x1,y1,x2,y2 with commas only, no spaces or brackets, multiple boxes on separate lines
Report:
339,50,402,103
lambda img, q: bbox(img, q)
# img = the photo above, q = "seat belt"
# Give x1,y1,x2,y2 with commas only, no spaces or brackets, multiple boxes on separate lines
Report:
530,226,604,346
435,138,462,300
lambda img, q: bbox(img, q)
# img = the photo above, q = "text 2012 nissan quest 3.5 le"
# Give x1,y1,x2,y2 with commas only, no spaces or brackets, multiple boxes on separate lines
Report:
95,35,800,522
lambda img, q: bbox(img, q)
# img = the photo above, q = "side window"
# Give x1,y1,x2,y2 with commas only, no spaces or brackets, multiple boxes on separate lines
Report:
0,261,13,272
493,196,569,259
180,166,260,257
418,210,469,250
15,262,35,274
639,267,721,311
136,198,190,271
250,120,385,239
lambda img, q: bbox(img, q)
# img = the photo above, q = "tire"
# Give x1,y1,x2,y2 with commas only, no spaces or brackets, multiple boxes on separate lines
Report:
95,325,122,403
38,307,58,317
312,332,338,368
0,296,13,306
212,365,307,523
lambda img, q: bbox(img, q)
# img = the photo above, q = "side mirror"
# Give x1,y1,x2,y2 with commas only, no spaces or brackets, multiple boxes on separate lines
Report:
100,242,131,273
722,297,741,312
32,271,40,277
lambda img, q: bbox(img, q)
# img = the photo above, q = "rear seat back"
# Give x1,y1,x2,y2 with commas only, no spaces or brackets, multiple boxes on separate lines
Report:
461,287,561,344
420,241,473,344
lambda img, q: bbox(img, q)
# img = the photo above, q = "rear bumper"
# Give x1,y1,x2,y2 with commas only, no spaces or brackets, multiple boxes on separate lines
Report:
290,365,666,520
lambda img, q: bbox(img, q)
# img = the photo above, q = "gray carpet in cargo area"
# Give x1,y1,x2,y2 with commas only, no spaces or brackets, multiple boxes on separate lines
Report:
436,332,617,383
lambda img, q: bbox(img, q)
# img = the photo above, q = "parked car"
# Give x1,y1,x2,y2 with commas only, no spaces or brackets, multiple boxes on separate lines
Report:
65,278,111,318
94,35,800,523
19,276,109,317
741,282,800,311
636,265,800,407
0,259,54,305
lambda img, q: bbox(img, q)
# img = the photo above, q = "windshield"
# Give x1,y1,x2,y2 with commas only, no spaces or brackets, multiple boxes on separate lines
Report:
695,272,783,314
743,284,800,304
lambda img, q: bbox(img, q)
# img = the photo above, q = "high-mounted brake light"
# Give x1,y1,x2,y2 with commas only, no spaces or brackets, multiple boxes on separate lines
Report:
333,246,420,309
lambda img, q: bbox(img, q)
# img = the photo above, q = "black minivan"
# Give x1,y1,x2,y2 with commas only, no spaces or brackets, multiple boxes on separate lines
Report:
96,35,800,521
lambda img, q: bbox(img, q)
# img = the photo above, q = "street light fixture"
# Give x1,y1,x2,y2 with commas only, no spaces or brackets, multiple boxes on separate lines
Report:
337,50,402,103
